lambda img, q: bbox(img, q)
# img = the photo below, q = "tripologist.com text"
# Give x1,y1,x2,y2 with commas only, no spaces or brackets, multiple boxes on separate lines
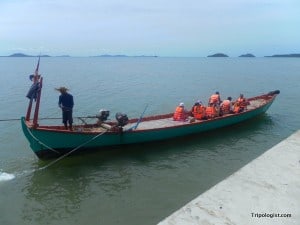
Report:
251,212,292,218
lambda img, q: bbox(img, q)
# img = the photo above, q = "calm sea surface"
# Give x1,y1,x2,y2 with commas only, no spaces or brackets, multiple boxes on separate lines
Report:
0,57,299,225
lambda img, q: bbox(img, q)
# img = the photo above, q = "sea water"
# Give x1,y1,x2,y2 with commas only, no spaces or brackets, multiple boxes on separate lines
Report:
0,57,299,225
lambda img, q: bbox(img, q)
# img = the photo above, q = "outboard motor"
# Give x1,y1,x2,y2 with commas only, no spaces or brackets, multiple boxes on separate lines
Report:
115,112,129,127
97,109,110,122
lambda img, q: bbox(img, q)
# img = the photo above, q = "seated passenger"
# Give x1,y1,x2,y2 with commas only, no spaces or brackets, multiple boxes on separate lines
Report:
233,94,248,113
220,97,232,115
208,91,221,106
191,101,206,120
206,103,218,119
173,102,188,121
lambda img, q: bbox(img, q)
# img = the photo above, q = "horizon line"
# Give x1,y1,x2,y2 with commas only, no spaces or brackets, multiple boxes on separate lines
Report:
2,52,300,58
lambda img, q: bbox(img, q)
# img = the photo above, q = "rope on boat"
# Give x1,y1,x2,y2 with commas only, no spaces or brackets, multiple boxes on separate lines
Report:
26,126,60,154
37,126,113,170
0,116,98,122
0,118,22,122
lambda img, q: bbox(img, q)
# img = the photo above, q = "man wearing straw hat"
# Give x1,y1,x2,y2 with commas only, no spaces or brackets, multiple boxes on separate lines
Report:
56,87,74,130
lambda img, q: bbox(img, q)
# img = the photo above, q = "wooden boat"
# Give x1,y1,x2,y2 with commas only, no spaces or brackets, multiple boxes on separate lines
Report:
21,60,280,159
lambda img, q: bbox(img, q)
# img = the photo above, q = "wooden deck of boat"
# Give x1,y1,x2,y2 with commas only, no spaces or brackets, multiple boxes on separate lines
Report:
71,98,268,133
123,98,267,131
247,98,266,110
126,117,190,130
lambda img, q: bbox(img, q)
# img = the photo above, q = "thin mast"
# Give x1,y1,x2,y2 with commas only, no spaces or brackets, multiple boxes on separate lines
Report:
25,56,42,125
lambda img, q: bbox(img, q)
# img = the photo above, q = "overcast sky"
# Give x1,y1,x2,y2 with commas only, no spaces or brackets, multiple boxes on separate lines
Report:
1,0,299,57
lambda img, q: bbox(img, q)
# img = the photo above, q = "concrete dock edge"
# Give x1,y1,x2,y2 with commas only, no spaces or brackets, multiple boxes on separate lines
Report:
157,130,300,225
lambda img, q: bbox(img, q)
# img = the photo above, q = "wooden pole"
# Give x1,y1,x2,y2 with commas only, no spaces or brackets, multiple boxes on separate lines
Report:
33,77,43,127
26,56,41,123
25,98,33,121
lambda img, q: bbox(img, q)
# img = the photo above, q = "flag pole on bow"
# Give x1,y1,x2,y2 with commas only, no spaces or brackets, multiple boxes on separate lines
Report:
25,56,43,127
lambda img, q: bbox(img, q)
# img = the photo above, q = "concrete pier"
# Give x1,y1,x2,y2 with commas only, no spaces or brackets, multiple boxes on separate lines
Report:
158,130,300,225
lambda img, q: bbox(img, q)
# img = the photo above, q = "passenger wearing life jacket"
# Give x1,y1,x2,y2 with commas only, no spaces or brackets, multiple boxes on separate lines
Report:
233,94,248,113
206,103,218,119
191,101,206,120
173,102,187,121
208,91,221,106
220,97,232,115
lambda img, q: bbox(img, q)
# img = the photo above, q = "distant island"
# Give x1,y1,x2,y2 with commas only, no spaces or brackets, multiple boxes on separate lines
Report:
239,53,255,57
1,53,158,57
93,54,128,57
265,54,300,57
207,53,229,57
6,53,51,57
56,55,71,57
92,54,158,58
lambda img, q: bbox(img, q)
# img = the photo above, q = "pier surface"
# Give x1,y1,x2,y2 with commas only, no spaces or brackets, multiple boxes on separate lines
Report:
158,130,300,225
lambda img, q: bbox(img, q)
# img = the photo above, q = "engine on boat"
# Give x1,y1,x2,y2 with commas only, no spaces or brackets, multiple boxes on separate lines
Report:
115,112,128,127
97,109,110,122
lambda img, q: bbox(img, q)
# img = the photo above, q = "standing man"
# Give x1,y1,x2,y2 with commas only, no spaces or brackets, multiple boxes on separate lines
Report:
56,87,74,130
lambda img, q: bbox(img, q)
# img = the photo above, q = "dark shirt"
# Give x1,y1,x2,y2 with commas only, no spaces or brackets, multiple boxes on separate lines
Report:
58,93,74,110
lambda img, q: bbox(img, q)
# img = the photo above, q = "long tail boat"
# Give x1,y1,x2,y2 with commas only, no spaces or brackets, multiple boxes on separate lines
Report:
21,59,280,159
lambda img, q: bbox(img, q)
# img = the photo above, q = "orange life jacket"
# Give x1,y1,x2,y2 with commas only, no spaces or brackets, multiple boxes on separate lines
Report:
233,103,240,113
173,106,185,121
221,100,231,114
233,97,247,113
237,97,247,107
206,106,217,118
192,105,206,120
233,101,243,113
209,94,220,104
